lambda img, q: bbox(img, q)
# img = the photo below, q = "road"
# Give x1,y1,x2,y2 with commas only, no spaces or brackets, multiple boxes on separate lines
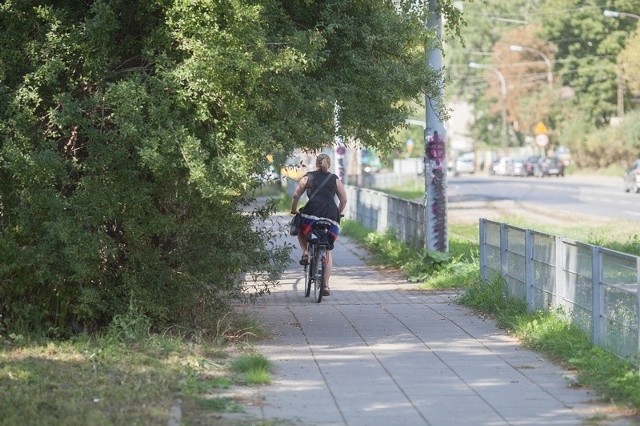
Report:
447,174,640,222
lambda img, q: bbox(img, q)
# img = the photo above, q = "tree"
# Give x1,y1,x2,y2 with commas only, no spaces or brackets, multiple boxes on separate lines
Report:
0,0,463,335
536,0,636,127
618,27,640,102
445,0,547,149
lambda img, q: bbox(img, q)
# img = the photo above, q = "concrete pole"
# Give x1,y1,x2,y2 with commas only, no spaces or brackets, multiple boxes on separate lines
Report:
424,0,448,252
333,101,347,183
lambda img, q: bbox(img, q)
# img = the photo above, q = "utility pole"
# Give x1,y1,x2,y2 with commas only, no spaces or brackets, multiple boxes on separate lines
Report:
424,0,448,252
333,102,347,183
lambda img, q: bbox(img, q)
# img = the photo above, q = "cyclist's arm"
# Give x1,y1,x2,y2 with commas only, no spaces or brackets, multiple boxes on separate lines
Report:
290,175,308,214
336,178,347,214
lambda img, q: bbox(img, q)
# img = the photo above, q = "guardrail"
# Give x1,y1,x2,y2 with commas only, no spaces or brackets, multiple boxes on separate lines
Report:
480,218,640,360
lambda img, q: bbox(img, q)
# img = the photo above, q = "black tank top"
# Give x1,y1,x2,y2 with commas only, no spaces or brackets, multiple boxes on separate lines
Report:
303,171,339,222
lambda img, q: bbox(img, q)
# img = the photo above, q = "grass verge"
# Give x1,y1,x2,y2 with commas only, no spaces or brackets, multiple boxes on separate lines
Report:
340,219,479,290
0,311,271,425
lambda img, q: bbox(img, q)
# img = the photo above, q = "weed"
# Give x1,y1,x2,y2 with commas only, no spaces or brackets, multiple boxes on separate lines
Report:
198,396,244,412
232,354,271,373
342,219,480,290
244,368,272,385
232,354,272,385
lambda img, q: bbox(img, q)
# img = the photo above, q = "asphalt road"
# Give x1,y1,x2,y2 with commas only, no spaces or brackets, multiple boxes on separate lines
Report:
447,174,640,222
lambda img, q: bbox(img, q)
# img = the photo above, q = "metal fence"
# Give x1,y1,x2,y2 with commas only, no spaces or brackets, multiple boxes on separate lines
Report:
480,218,640,360
343,185,424,249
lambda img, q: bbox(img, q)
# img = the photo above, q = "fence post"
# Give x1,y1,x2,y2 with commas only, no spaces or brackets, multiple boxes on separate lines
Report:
479,218,487,280
553,236,567,308
500,223,508,278
525,229,534,312
592,246,604,346
637,256,640,356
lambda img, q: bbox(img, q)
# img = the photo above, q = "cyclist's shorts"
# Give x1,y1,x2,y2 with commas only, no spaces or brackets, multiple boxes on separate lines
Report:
299,213,340,250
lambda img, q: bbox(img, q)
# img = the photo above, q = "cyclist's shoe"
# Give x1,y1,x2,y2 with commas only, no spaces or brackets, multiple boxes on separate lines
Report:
322,287,330,296
299,254,309,265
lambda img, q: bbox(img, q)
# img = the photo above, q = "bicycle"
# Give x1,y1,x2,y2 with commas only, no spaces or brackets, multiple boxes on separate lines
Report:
303,219,333,303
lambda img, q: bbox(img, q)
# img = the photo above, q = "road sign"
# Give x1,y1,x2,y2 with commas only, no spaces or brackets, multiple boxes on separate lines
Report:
535,134,549,147
534,122,548,135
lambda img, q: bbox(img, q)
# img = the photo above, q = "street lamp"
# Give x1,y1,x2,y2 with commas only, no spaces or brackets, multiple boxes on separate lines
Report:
510,44,553,86
603,9,640,20
469,62,508,153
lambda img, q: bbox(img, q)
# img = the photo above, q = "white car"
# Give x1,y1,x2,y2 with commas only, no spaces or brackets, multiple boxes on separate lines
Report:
492,157,514,176
453,153,475,175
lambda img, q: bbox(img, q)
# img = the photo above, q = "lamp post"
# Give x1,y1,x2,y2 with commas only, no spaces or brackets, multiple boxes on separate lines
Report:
469,62,509,154
603,10,640,20
510,44,553,87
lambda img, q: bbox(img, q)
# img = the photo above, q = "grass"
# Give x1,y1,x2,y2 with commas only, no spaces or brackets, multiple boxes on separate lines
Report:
231,354,272,385
340,219,480,290
0,312,270,425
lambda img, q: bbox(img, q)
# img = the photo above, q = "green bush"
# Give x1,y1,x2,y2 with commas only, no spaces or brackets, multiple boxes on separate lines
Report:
0,2,291,336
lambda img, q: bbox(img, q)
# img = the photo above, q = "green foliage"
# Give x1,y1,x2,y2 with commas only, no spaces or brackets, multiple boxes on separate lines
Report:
197,397,244,412
341,220,479,289
449,0,640,155
231,353,272,385
562,109,640,168
103,299,154,344
457,276,528,329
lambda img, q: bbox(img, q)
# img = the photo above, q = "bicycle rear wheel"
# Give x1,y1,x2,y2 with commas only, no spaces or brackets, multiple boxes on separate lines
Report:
314,247,326,303
303,263,311,297
304,246,314,298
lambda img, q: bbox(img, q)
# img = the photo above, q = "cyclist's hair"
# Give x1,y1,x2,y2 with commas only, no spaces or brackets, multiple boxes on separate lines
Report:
316,153,331,173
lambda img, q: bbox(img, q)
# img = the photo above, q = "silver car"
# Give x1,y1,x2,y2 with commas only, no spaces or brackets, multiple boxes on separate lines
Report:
624,159,640,193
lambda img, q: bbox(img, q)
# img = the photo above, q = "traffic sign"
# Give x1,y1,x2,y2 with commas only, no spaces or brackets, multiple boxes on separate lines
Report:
534,122,548,135
535,134,549,147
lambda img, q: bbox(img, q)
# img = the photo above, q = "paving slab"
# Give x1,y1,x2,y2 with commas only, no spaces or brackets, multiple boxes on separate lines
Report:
228,215,634,426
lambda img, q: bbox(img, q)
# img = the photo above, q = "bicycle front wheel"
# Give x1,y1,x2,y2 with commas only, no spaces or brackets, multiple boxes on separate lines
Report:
314,247,326,303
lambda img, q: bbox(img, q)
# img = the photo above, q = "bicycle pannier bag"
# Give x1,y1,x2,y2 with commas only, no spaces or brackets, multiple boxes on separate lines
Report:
289,213,302,236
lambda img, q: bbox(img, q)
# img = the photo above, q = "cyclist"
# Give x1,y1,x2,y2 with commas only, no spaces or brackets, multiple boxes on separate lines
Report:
290,153,347,296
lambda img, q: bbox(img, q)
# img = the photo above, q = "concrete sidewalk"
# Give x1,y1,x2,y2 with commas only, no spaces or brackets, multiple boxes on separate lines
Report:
230,227,630,425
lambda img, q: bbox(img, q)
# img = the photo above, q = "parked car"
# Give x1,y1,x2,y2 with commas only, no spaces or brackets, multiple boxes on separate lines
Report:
535,156,565,177
453,153,475,175
488,158,499,175
511,158,528,177
623,159,640,193
491,157,514,176
523,155,542,176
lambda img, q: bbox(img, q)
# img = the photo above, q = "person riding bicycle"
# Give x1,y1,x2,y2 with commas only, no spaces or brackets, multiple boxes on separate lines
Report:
290,153,347,296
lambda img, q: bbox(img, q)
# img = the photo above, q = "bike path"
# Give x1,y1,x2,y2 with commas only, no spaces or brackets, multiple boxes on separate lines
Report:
231,225,629,425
